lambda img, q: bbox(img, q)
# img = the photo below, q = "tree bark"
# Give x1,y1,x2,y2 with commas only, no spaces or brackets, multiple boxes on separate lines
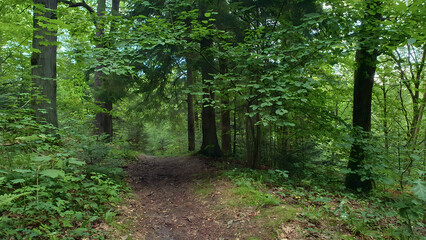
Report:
221,102,232,156
198,37,222,157
94,0,106,136
186,56,196,151
31,0,59,131
103,0,120,140
94,0,119,141
219,58,232,156
345,48,378,192
345,0,382,192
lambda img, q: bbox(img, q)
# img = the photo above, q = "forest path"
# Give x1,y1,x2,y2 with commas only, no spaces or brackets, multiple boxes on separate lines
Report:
121,155,238,240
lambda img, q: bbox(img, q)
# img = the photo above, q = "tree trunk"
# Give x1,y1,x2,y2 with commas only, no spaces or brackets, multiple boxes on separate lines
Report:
233,102,237,156
345,48,378,192
31,0,58,131
221,103,232,156
409,45,425,146
94,0,119,141
103,0,120,140
219,58,232,156
381,81,389,154
245,103,261,168
198,37,222,157
94,0,106,136
186,56,196,151
345,0,381,193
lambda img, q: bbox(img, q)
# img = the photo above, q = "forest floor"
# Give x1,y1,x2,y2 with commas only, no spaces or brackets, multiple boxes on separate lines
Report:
108,155,419,240
113,155,303,240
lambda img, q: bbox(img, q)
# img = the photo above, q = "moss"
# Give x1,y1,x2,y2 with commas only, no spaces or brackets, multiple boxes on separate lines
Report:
229,185,281,208
254,205,299,231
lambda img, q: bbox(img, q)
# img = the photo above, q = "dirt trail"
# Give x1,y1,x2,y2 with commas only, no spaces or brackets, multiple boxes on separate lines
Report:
123,155,236,240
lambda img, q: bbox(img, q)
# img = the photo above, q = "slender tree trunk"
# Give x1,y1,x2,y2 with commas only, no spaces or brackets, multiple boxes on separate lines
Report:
221,103,232,156
233,102,237,156
94,0,106,136
245,103,260,168
245,112,252,165
409,45,425,146
31,0,58,131
382,82,389,153
198,37,222,157
186,56,195,151
219,58,232,156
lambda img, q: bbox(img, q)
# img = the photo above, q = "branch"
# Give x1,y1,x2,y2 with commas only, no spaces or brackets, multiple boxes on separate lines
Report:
0,35,31,66
392,50,415,100
416,44,426,82
58,0,94,13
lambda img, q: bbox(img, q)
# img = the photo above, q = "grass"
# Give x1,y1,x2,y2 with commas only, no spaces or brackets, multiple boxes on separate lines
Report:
193,178,215,197
191,165,426,239
230,184,281,208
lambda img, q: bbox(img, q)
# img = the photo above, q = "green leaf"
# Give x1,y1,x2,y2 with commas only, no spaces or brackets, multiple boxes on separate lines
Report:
40,169,65,178
407,38,416,45
13,169,32,174
11,179,25,184
204,13,211,18
412,180,426,201
34,155,52,162
68,158,86,166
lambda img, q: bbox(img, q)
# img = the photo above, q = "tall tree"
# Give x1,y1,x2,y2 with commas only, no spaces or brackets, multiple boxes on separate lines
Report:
31,0,93,132
93,0,106,137
186,56,196,151
345,0,382,192
198,36,222,157
31,0,59,130
93,0,121,140
197,2,222,157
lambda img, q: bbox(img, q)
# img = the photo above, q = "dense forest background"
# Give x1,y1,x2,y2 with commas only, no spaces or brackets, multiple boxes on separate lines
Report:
0,0,425,238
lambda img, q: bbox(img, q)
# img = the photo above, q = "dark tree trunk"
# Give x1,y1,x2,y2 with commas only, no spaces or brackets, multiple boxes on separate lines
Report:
31,0,58,130
245,103,261,168
345,0,382,193
186,56,196,151
345,48,378,192
112,0,119,15
221,103,232,156
198,37,222,157
219,58,232,156
232,102,237,156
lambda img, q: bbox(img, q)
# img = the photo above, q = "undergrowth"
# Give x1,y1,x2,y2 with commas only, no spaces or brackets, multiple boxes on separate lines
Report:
0,108,135,239
218,163,425,239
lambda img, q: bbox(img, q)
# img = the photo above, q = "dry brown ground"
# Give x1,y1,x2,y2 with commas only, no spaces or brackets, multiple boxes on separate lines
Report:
119,155,243,240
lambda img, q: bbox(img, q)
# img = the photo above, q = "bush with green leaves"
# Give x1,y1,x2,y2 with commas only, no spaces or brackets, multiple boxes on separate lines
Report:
0,150,124,238
0,94,126,238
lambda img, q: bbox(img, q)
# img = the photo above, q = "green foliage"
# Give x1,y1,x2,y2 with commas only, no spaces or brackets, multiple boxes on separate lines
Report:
221,164,426,239
1,0,425,238
222,168,288,208
0,152,124,238
0,89,126,239
412,179,426,202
